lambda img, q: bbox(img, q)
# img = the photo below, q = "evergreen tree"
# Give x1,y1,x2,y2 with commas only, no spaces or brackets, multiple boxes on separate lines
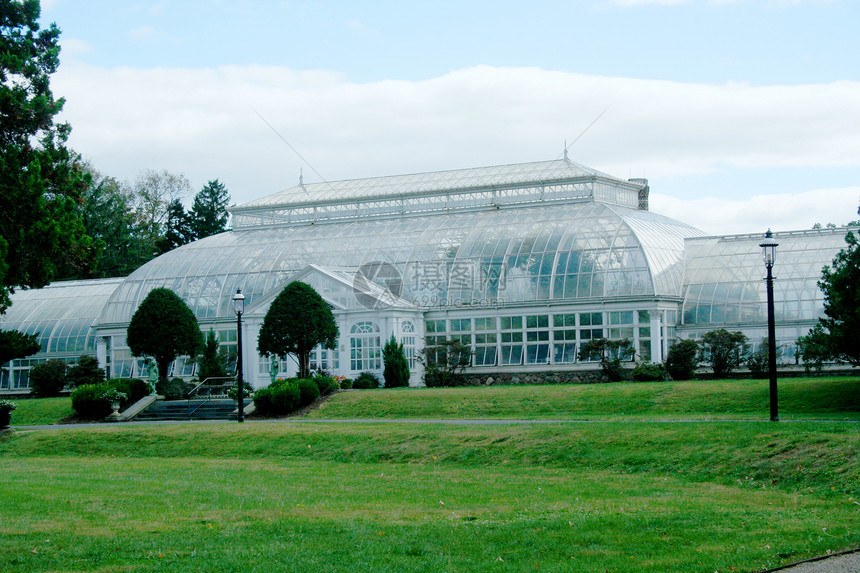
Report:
815,230,860,365
190,179,230,239
383,334,410,388
0,0,95,311
127,288,203,382
197,330,227,381
257,282,338,379
156,199,194,254
66,354,105,388
664,339,699,380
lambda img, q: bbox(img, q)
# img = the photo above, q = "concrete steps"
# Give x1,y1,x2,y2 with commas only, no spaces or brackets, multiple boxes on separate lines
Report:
135,398,251,421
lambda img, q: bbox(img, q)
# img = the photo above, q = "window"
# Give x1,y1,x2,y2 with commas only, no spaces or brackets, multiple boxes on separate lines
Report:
580,312,604,341
553,314,577,363
500,316,523,365
525,315,550,364
350,321,381,371
401,321,417,369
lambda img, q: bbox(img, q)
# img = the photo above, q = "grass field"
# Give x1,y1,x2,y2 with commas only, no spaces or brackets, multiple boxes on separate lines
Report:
306,377,860,421
1,377,858,572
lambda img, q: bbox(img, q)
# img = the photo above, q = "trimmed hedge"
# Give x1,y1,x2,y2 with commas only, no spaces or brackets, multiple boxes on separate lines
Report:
253,379,301,416
70,378,151,419
71,383,113,419
296,378,320,407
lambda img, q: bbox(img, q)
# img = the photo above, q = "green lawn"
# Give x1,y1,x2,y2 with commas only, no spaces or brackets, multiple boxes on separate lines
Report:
1,378,858,572
308,377,860,421
1,420,858,572
6,396,73,426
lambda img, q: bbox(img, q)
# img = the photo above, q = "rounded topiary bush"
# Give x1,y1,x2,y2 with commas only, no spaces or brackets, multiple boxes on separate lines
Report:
296,378,320,407
352,371,381,389
29,359,68,397
71,383,113,419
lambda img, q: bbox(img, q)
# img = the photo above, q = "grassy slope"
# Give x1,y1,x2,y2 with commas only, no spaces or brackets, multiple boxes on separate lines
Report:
307,377,860,420
1,378,858,572
6,397,73,425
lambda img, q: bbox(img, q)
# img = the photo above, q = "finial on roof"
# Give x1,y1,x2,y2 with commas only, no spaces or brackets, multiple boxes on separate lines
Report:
563,141,569,161
299,167,304,187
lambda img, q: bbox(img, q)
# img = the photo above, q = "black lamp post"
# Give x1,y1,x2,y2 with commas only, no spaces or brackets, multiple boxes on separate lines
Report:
233,288,245,423
759,230,779,422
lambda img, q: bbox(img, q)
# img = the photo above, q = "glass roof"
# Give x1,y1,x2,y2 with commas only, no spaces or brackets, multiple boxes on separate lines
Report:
681,228,851,326
237,158,626,208
0,278,124,357
99,201,704,325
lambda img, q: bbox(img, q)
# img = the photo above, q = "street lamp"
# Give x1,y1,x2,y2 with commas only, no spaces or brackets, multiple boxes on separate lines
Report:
232,288,246,423
759,230,779,422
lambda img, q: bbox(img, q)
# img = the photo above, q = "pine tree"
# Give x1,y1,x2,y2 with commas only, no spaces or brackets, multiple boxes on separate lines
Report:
383,335,410,388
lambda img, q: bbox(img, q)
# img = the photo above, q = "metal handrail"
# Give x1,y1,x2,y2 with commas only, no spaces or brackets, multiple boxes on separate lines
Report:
185,376,237,418
187,376,235,399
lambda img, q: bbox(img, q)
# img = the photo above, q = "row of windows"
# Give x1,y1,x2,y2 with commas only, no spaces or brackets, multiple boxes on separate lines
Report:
426,311,659,366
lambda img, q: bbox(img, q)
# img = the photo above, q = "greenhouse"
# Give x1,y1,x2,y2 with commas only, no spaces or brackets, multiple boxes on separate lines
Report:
0,157,852,391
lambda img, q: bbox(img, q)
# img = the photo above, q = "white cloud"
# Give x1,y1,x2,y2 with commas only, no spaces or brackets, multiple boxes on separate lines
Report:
606,0,691,5
50,64,860,234
59,38,94,58
652,187,860,235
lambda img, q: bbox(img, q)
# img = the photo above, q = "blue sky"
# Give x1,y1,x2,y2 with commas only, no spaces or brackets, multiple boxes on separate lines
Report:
40,0,860,234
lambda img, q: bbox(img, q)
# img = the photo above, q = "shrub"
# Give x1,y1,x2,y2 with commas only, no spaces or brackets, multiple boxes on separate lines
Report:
420,339,471,387
296,378,320,407
578,338,633,382
253,381,301,416
339,378,353,390
352,371,381,390
156,377,190,400
700,329,748,377
313,375,339,396
424,369,467,388
109,378,150,405
70,379,149,419
66,355,105,388
71,383,113,419
226,381,254,401
665,339,700,380
29,359,68,398
631,363,669,382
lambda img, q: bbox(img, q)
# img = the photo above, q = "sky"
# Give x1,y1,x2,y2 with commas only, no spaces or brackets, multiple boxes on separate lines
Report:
38,0,860,235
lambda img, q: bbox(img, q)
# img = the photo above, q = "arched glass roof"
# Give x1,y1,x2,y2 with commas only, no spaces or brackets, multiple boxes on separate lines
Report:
681,228,851,326
98,201,704,326
0,278,124,356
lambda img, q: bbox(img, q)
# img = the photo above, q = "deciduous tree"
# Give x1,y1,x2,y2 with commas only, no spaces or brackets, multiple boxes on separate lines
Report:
0,329,40,371
700,329,747,378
